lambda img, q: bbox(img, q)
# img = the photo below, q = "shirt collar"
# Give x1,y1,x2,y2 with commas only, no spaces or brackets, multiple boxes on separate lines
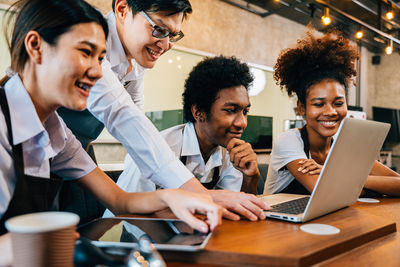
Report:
44,113,68,155
105,12,146,81
181,122,201,156
4,74,67,153
181,122,223,167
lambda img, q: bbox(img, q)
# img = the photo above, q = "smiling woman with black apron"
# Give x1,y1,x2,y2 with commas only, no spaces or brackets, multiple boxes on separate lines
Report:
0,2,223,264
0,0,107,236
0,77,64,234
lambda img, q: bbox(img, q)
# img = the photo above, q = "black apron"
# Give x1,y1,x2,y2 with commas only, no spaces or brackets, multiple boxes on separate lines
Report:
0,76,63,234
279,126,312,195
57,107,104,150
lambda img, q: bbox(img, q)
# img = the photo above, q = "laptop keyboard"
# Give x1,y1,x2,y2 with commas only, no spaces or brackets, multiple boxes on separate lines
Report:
269,197,310,215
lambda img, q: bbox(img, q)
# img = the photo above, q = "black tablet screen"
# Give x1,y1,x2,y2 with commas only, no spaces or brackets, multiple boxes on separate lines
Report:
78,218,209,247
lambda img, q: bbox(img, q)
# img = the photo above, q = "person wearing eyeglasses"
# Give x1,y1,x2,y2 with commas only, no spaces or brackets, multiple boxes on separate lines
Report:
58,0,268,222
95,0,189,111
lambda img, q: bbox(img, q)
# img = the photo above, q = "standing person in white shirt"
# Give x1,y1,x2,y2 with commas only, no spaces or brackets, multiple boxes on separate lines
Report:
58,0,269,221
104,56,261,217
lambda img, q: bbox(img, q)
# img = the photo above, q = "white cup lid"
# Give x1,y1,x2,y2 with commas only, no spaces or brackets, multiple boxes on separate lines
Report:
5,212,80,233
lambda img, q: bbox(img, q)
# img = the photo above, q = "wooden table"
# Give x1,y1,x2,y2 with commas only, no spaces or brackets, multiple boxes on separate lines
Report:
165,198,399,267
316,198,400,267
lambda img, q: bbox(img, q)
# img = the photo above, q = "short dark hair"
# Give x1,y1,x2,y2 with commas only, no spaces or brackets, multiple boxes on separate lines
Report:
5,0,108,73
112,0,192,18
183,56,254,123
274,29,359,105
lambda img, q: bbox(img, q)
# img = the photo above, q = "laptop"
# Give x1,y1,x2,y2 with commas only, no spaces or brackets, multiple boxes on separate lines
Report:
261,118,390,223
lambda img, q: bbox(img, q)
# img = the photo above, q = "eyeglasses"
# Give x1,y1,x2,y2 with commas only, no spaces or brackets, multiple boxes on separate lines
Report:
140,11,184,43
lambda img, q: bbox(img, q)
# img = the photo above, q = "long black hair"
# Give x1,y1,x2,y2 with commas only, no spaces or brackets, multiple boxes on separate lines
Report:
5,0,108,73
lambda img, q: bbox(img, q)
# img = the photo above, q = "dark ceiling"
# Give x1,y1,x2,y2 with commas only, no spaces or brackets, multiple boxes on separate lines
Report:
222,0,400,54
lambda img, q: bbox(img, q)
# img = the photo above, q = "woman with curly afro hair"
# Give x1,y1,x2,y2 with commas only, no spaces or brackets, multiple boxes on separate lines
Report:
263,29,400,196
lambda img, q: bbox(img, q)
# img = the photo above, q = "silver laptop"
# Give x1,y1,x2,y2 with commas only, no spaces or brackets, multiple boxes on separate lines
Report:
261,118,390,223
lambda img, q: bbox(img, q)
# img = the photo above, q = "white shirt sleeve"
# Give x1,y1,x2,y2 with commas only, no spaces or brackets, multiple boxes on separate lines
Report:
264,129,308,194
50,120,97,180
125,78,145,111
116,154,156,193
86,60,193,188
271,129,308,171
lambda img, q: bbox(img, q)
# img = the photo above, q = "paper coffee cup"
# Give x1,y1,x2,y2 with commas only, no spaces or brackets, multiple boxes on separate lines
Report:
5,211,80,267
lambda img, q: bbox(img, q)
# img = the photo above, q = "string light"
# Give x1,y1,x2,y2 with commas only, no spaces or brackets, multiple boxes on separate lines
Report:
386,4,394,20
385,39,393,55
355,29,363,39
321,7,331,25
386,11,394,20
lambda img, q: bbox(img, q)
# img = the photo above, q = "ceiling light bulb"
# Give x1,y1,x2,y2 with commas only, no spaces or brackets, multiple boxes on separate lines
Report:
386,39,394,55
355,30,363,39
321,7,331,25
386,11,394,20
274,0,280,2
322,15,331,25
385,45,393,55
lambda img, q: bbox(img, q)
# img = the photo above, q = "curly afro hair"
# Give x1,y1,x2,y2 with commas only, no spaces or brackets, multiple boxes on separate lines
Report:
274,29,359,105
183,56,254,123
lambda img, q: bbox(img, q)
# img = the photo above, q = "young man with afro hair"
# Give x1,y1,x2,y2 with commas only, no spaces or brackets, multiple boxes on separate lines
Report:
104,56,264,218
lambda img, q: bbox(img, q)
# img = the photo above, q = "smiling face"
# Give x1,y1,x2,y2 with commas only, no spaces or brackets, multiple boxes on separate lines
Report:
299,79,348,138
195,86,250,149
115,1,183,68
35,22,106,112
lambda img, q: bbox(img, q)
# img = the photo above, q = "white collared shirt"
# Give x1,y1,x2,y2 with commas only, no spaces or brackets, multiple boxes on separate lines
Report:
0,74,97,219
104,12,146,110
113,122,243,196
86,12,193,189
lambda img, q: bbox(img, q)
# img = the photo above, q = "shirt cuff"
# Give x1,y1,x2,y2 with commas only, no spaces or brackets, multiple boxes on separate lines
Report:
149,158,193,189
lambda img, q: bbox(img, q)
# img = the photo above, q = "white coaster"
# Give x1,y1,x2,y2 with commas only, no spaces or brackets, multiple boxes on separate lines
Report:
357,198,380,203
300,223,340,235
